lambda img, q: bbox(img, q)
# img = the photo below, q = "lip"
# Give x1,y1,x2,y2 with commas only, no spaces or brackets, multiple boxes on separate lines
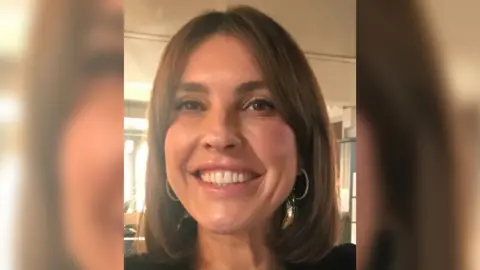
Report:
188,160,265,197
192,174,263,198
189,160,264,175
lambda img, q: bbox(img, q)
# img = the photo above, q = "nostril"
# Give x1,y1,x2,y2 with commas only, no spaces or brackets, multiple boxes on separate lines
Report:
225,143,236,149
204,142,237,151
202,133,241,150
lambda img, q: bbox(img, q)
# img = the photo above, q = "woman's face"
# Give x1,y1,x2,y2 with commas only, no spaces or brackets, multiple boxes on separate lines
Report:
164,35,298,234
59,76,124,269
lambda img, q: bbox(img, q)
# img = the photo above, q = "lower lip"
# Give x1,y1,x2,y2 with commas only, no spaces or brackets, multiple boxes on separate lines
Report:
193,176,263,197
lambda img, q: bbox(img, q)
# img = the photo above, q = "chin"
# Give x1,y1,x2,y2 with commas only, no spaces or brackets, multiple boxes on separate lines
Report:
197,217,251,235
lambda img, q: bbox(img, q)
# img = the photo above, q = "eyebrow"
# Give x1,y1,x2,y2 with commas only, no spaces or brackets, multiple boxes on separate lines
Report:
236,80,266,94
177,80,267,95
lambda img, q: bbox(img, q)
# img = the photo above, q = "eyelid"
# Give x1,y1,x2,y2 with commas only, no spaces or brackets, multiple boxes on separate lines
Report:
174,96,201,105
242,97,275,109
174,97,205,111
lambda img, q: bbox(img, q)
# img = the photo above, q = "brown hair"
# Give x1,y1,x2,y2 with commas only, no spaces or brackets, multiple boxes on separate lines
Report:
141,5,339,265
358,0,460,269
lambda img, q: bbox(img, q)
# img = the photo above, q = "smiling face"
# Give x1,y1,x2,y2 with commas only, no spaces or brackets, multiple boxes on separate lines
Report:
164,35,298,234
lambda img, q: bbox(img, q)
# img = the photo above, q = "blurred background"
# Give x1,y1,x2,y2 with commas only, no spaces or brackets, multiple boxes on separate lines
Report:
0,0,479,269
0,0,31,269
418,2,480,267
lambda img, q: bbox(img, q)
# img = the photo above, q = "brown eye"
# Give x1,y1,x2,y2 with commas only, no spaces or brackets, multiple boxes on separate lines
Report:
175,100,204,111
244,99,275,111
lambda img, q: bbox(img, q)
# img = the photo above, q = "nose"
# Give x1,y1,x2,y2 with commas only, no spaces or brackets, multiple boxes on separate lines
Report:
200,110,241,151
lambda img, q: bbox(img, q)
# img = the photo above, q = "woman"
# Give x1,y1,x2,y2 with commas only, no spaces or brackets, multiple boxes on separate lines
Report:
126,6,355,270
17,0,124,269
357,0,461,269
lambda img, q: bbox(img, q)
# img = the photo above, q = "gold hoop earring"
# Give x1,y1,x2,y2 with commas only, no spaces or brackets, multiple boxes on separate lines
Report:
281,168,310,229
166,181,179,202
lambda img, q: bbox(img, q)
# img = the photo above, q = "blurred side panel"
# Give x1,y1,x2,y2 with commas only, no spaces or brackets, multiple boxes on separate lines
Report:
420,0,480,268
0,0,32,270
358,0,463,269
455,105,480,270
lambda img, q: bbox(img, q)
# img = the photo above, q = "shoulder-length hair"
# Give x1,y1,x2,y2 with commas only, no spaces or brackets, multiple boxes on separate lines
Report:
141,5,339,265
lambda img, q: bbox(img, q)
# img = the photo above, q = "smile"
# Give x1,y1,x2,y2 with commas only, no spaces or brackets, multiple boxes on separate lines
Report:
194,170,261,186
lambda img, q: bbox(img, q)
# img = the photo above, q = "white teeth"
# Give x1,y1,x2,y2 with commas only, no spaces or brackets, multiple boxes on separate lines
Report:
224,171,232,184
199,171,255,185
238,173,245,183
232,173,238,183
215,171,222,184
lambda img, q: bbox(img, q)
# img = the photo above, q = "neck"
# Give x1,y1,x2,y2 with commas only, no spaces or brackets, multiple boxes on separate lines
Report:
195,226,282,270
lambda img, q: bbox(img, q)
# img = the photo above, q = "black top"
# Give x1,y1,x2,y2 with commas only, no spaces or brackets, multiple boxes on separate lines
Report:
125,243,355,270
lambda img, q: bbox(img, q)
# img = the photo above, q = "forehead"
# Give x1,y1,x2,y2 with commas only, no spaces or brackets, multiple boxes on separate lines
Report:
181,35,263,85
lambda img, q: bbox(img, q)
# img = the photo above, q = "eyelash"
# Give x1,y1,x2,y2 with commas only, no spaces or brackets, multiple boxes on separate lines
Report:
174,98,276,112
174,99,205,111
242,98,275,111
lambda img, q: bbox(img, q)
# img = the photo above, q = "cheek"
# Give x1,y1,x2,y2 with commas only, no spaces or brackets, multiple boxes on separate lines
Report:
245,119,297,211
164,121,195,174
246,119,297,168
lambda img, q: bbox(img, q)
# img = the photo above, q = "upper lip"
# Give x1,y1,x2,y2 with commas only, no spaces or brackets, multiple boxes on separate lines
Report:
189,160,263,176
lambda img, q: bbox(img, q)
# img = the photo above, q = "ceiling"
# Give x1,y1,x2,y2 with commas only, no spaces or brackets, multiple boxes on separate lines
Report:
124,0,357,120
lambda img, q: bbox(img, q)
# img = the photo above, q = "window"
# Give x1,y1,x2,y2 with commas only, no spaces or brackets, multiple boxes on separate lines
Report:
338,139,356,243
123,135,147,214
134,143,148,212
124,140,134,204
